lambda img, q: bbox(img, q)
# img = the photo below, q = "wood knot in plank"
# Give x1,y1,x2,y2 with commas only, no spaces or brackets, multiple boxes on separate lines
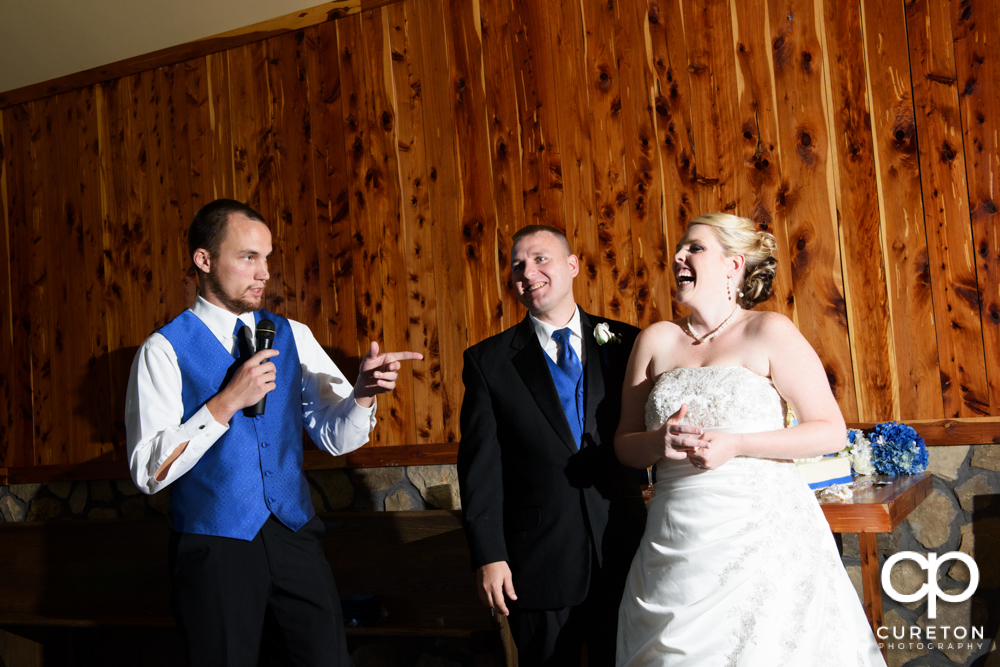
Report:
796,127,816,166
940,141,957,163
655,94,669,117
925,73,956,85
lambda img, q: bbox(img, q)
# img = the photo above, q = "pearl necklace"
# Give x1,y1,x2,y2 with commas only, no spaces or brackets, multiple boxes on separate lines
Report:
685,306,741,344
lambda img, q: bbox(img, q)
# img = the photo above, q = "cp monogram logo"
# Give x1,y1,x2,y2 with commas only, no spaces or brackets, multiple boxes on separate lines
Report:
882,551,979,619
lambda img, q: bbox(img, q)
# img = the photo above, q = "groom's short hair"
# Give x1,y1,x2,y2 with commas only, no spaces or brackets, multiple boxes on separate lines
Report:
511,225,572,256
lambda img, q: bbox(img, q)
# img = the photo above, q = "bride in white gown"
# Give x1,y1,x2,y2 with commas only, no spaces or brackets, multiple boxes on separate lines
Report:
613,213,885,666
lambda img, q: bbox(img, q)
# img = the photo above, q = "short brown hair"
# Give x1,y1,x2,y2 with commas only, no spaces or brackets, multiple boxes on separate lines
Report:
188,199,265,265
511,225,572,256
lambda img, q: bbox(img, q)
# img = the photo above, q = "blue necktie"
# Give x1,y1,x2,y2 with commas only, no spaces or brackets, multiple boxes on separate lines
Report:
552,328,582,384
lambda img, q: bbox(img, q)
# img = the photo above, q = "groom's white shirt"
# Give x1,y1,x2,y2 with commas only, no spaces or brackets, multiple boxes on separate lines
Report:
529,305,586,365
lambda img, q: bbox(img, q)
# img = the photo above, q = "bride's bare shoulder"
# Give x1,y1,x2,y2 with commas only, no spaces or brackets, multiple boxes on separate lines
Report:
742,310,807,351
743,309,794,333
637,319,686,342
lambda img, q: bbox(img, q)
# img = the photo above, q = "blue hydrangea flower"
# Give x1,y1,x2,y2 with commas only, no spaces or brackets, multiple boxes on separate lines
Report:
868,421,928,475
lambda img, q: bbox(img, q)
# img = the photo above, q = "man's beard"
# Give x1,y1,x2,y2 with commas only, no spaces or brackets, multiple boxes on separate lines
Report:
204,271,263,314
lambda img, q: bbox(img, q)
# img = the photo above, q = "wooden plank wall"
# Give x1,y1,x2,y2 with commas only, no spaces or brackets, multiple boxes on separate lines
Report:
2,0,999,480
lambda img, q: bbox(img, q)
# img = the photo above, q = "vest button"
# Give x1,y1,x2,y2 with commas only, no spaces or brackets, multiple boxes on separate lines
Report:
268,497,276,504
260,442,268,448
264,470,272,477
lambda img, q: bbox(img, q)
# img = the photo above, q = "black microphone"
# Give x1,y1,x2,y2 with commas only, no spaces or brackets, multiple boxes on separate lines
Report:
244,319,276,417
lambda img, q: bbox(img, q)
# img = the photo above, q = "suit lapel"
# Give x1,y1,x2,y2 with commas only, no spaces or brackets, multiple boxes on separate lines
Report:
580,311,606,449
510,316,580,454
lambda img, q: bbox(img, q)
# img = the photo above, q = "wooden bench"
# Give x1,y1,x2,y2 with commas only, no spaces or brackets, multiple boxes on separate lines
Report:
0,511,513,665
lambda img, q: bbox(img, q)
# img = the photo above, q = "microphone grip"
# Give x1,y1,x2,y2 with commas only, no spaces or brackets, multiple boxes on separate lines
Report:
243,321,276,418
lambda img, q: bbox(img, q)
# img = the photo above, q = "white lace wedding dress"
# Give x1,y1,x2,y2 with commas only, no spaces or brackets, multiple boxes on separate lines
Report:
617,366,886,666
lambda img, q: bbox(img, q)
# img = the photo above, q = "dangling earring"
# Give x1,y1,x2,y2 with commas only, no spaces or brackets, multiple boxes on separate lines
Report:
727,280,732,301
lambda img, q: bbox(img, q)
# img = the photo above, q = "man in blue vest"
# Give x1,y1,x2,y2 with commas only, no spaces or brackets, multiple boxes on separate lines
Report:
125,199,421,666
457,226,647,665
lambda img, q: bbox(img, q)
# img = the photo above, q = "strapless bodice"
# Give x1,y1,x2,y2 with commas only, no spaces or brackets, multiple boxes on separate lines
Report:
644,366,785,433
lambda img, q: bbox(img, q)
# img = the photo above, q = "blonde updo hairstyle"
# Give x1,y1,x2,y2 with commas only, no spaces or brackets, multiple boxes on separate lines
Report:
686,212,777,309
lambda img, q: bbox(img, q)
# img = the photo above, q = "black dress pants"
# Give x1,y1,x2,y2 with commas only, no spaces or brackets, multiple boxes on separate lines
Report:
169,514,350,667
507,552,624,667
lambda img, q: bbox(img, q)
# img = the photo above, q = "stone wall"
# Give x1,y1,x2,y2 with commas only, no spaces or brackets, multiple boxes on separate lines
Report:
837,444,1000,667
6,448,1000,666
0,464,461,523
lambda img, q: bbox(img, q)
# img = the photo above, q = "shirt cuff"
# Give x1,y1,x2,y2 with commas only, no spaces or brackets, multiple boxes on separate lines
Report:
153,405,229,469
350,391,378,430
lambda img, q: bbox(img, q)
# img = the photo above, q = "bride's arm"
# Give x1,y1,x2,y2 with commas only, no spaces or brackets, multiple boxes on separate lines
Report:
691,313,845,467
614,326,709,469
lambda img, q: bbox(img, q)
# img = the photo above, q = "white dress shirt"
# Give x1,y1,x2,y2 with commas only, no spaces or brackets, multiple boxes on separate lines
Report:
125,296,376,495
529,306,586,365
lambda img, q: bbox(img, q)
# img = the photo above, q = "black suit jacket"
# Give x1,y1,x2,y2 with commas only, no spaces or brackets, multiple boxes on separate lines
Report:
457,309,647,609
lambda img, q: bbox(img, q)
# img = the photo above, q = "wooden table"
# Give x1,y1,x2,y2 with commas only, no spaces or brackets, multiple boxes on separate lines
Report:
819,473,932,657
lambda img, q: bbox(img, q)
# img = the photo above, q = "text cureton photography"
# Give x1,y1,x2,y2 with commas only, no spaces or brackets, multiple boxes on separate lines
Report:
879,550,985,654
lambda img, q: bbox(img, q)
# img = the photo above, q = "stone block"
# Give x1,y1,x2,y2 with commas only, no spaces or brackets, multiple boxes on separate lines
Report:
9,483,41,503
845,564,863,604
407,465,460,510
916,591,988,664
883,609,929,667
116,478,141,496
878,526,902,556
26,498,62,522
906,489,956,549
91,480,113,503
352,467,404,493
384,490,413,512
839,532,859,559
88,508,119,520
352,495,377,512
309,470,354,511
972,444,1000,472
0,495,25,522
46,482,72,499
886,556,928,610
950,522,974,583
121,497,146,520
955,474,997,513
927,445,969,481
69,483,88,515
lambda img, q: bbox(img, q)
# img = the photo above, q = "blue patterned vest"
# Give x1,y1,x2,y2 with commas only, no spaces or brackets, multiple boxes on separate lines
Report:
158,310,314,541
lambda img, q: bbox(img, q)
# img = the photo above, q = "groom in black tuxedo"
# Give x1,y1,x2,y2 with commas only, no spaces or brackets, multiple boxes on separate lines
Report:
458,225,647,665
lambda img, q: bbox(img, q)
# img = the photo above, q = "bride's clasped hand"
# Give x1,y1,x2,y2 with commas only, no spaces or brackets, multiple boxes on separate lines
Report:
658,403,742,471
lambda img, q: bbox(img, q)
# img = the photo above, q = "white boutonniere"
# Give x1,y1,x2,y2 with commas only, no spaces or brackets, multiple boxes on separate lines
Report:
594,322,621,345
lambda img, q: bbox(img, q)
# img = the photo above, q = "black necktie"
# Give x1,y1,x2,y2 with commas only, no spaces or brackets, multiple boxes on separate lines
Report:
233,321,252,361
